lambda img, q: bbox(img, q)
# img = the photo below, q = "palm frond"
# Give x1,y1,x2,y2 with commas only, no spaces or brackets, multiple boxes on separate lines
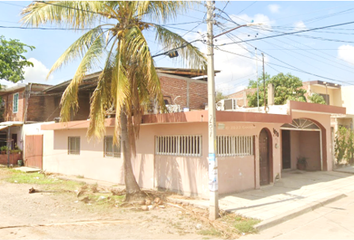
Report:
60,32,105,122
152,23,207,71
87,36,118,141
136,1,192,23
21,1,107,29
47,25,112,78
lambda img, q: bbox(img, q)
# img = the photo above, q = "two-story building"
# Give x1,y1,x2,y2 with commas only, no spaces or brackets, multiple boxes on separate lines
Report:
0,68,209,167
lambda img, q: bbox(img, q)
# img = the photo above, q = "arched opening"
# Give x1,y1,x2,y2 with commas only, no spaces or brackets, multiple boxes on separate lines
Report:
259,128,273,186
281,118,324,171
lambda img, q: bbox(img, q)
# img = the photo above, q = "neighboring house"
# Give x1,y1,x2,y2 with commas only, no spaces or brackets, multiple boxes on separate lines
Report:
0,68,209,167
229,80,351,143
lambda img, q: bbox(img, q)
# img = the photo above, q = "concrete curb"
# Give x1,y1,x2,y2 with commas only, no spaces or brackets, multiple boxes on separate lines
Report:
254,193,347,231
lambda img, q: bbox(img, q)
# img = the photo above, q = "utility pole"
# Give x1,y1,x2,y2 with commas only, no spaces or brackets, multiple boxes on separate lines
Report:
255,48,259,110
206,0,219,221
262,53,266,112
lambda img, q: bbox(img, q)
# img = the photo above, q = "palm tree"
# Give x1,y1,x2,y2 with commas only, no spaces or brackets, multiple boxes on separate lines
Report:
21,1,206,201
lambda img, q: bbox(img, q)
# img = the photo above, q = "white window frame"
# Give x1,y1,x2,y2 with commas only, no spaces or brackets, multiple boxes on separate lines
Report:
216,135,254,157
104,136,121,158
68,137,80,155
155,135,202,157
13,93,19,113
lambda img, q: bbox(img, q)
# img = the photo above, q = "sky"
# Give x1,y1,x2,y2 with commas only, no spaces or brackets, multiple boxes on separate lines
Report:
1,1,354,95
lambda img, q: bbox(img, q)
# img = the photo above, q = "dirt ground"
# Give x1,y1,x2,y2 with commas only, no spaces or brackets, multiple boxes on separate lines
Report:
0,168,228,239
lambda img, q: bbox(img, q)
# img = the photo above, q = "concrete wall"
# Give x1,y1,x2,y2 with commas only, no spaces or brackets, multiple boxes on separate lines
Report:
341,86,354,115
42,128,125,183
216,122,282,192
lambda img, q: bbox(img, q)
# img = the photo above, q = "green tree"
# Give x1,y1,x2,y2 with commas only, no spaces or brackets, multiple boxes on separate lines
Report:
0,36,34,82
21,1,205,201
247,73,306,107
308,93,326,104
335,126,349,164
216,91,227,102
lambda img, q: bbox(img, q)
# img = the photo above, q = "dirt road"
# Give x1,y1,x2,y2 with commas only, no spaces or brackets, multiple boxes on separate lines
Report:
0,181,210,239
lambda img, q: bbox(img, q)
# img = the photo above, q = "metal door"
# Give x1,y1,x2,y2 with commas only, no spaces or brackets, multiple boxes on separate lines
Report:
259,129,270,186
25,135,43,169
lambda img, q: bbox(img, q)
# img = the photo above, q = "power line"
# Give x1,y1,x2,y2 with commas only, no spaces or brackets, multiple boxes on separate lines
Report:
215,47,353,85
236,1,257,15
217,20,354,46
0,25,108,30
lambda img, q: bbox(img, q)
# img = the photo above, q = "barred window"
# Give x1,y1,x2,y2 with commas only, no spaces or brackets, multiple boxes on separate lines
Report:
156,135,202,156
68,137,80,155
104,136,121,158
216,136,254,157
13,93,19,113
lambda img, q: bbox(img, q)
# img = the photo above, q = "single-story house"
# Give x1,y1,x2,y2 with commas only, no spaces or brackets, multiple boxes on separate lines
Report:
39,100,345,198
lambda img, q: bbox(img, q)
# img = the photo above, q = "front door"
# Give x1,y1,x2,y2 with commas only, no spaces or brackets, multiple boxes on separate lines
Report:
282,130,291,169
25,135,43,169
259,129,270,186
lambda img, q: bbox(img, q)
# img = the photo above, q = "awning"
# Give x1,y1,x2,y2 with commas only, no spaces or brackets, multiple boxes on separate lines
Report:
0,122,23,132
0,126,9,131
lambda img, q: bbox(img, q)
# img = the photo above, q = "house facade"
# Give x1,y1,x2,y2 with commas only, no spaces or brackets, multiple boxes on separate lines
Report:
0,70,346,198
40,101,345,198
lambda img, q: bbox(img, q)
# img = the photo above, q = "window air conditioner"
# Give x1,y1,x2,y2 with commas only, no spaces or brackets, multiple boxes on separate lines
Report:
216,99,238,111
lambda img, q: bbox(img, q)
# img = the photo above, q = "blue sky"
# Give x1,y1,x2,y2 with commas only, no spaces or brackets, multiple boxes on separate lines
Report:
1,1,354,95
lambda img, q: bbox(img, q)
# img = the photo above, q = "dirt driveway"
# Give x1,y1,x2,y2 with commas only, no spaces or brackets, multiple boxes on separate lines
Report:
0,180,213,239
0,168,256,239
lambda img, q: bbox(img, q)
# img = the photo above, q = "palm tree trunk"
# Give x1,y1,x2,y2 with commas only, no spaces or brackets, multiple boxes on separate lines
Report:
120,109,144,201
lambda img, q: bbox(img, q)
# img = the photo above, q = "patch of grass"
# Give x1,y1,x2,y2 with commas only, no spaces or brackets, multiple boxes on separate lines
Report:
234,218,260,233
3,169,84,191
222,213,260,234
76,175,84,178
5,170,57,184
197,228,223,237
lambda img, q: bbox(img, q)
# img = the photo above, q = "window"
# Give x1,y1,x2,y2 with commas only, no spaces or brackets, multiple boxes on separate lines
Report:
216,136,254,157
156,135,202,156
104,136,121,157
68,137,80,155
13,93,19,113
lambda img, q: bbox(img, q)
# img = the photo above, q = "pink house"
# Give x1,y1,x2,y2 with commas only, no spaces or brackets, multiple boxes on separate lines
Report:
40,100,345,198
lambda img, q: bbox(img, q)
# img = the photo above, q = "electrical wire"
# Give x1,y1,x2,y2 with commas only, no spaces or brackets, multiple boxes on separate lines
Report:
236,1,257,15
217,20,354,46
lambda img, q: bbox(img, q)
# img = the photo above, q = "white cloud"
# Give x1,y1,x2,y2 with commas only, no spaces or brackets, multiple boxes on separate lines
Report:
293,21,307,31
338,45,354,65
268,4,280,14
23,58,54,84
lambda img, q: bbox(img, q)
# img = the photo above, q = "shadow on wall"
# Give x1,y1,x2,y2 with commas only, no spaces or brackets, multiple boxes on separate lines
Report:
155,156,208,197
156,156,182,194
53,130,104,151
137,154,146,187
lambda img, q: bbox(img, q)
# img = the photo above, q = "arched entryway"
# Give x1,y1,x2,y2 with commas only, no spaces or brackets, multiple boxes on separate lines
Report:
259,128,272,186
281,118,323,171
